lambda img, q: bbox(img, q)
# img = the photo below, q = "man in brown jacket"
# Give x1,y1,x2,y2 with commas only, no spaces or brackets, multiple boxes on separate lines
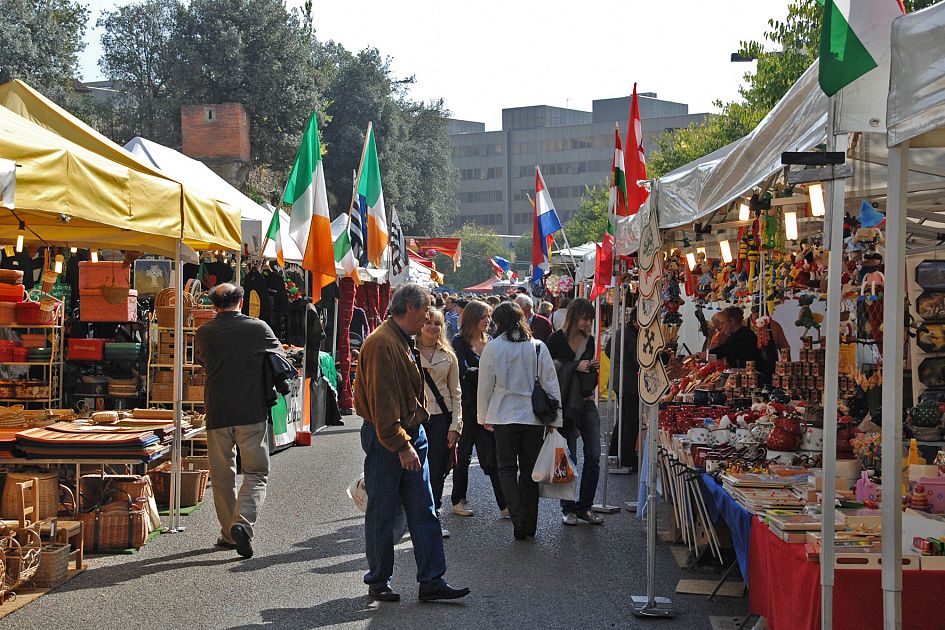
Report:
355,283,470,603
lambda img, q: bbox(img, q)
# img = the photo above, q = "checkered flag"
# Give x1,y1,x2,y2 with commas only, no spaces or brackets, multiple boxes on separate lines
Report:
390,206,409,285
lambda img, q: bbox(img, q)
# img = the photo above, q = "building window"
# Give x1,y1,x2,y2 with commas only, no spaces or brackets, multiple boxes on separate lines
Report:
206,108,215,121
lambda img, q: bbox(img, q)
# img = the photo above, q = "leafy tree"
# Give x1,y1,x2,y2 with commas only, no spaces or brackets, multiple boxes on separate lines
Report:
514,229,533,264
563,186,610,247
648,0,940,178
0,0,88,99
96,0,181,146
438,225,509,291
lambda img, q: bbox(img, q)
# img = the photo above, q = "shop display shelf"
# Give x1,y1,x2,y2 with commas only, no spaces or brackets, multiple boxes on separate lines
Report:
0,361,55,366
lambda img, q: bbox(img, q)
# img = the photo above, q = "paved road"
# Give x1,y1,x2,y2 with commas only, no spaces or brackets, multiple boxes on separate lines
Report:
0,419,746,629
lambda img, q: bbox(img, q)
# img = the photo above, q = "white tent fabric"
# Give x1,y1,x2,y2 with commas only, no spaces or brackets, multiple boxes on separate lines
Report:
124,137,303,262
0,157,13,209
888,1,945,149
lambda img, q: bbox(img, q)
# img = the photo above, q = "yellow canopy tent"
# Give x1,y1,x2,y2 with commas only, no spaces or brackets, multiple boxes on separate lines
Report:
0,79,240,252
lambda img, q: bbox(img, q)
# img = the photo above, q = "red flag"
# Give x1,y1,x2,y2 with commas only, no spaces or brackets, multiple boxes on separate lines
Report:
590,232,614,301
625,83,648,215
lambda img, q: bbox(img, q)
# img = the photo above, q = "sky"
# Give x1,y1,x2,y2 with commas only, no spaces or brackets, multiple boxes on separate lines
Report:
79,0,793,131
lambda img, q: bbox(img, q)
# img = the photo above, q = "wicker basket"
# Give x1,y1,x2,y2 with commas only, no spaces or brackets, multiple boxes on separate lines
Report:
155,288,195,328
148,464,209,507
2,529,41,591
33,543,70,588
1,471,60,520
80,492,149,551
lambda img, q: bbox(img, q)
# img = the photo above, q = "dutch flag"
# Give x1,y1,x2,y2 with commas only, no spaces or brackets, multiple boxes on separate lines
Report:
532,167,563,284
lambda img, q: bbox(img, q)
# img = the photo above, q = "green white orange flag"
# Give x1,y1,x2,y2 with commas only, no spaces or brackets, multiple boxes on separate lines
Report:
265,210,285,267
357,123,388,267
334,219,360,283
819,0,905,96
284,112,336,303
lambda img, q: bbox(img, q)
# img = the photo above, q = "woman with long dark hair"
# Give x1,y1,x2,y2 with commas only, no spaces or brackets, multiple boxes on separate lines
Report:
545,298,604,526
478,302,561,540
450,300,507,518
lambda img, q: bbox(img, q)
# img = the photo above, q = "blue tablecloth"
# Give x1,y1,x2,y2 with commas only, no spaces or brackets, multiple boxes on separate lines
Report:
700,473,754,586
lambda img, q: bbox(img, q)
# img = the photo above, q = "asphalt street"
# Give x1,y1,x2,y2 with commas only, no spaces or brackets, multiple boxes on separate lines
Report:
0,418,747,629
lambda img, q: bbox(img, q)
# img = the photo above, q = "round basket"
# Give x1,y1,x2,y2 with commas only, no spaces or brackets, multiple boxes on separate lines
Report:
155,288,196,328
0,471,60,520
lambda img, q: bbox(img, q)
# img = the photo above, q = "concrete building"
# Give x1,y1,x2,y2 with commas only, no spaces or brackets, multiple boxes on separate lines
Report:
448,94,709,235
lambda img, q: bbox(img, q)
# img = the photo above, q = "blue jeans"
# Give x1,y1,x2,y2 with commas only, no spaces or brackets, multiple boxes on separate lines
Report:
361,422,447,587
560,400,602,514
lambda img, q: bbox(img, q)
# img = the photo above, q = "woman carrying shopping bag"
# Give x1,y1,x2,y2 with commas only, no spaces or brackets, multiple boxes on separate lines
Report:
417,307,463,537
478,302,562,541
450,300,507,518
545,298,605,526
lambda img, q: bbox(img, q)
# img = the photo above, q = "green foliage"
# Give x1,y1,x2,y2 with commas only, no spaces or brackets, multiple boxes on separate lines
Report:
0,0,88,100
439,225,509,291
514,229,533,264
563,186,611,247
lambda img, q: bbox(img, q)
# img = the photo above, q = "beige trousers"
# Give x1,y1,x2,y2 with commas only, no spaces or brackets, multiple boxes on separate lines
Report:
207,421,270,542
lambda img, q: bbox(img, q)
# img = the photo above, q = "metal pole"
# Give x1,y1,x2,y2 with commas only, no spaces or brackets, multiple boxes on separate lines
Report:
881,140,908,630
820,97,847,630
170,241,185,533
594,278,622,513
617,279,628,467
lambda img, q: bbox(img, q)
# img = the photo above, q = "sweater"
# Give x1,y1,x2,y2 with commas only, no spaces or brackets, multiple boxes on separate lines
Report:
354,318,429,452
477,335,562,427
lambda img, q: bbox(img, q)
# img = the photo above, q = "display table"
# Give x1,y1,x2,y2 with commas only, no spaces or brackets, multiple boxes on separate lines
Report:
700,474,754,584
748,517,945,630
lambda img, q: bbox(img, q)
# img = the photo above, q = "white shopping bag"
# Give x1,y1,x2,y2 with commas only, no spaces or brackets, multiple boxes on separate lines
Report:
539,479,577,501
347,474,368,513
531,428,576,484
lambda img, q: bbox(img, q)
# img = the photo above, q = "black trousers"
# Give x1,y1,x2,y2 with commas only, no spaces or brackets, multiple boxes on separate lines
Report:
451,403,506,510
424,412,452,511
493,424,545,536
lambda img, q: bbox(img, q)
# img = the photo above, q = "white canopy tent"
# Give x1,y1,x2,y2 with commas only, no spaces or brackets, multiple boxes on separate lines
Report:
124,137,303,262
884,4,945,629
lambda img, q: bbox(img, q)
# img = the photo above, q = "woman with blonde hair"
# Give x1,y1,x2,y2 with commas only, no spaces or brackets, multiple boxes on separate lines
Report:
416,307,463,533
450,300,507,518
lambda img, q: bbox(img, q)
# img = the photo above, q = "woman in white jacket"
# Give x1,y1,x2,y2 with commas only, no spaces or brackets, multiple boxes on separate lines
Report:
477,302,562,541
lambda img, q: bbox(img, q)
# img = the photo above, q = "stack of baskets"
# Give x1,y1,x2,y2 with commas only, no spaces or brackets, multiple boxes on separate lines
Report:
0,471,60,521
155,288,196,328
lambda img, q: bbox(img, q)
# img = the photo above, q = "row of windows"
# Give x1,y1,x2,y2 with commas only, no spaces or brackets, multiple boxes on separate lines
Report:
519,159,611,178
462,214,505,226
459,167,504,181
512,185,587,201
511,136,612,155
452,144,505,158
458,190,504,203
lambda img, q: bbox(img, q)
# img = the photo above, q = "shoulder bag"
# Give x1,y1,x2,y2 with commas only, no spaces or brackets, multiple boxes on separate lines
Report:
531,343,560,426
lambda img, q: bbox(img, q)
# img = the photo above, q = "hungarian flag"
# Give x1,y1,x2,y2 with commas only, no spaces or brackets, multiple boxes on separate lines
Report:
609,127,627,220
819,0,905,96
625,83,648,215
265,210,285,267
284,112,335,303
532,168,562,284
357,123,388,267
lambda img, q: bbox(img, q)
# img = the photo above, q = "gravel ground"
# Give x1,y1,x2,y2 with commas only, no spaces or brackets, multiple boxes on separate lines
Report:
0,418,748,629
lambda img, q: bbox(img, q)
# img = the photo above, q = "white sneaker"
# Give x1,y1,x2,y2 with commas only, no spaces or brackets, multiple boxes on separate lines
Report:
451,501,474,517
441,528,451,538
562,513,580,526
500,508,511,519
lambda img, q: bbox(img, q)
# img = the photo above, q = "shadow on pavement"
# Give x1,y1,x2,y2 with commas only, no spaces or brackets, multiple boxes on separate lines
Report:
226,596,376,629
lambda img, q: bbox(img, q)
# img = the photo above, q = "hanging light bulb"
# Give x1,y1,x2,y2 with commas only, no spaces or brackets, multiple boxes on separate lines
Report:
15,221,25,253
685,252,698,270
719,240,733,263
53,253,64,274
738,203,751,222
784,211,799,241
90,250,99,263
809,183,826,217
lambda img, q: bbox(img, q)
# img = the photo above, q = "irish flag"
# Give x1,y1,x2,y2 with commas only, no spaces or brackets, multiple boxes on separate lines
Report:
284,112,336,302
819,0,905,96
357,123,388,267
265,210,285,267
334,222,359,282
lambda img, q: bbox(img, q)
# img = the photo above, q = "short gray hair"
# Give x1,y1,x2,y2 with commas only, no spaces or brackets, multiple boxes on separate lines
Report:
389,284,431,316
513,294,534,310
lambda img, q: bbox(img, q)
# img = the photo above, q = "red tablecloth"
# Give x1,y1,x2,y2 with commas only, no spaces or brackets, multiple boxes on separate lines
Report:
748,518,945,630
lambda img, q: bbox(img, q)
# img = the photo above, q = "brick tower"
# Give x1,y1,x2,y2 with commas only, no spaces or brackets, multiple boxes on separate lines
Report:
180,103,251,189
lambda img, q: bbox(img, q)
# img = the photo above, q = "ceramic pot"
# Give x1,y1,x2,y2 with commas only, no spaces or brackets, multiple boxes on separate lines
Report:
800,425,825,451
751,418,775,442
767,426,801,451
687,427,710,445
765,449,796,465
710,428,731,445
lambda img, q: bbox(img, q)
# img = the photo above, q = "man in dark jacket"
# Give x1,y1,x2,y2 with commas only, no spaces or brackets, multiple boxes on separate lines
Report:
195,284,283,559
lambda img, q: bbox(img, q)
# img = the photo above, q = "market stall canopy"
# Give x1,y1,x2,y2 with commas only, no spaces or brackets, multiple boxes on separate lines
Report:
463,276,500,292
0,80,240,251
124,136,302,262
0,105,200,259
888,1,945,149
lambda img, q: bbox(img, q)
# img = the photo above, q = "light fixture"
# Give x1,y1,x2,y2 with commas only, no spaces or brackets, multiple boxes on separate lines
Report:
809,183,826,217
685,252,698,270
784,211,799,241
70,247,77,253
15,221,24,253
719,240,733,263
53,254,64,274
90,250,99,263
738,203,751,222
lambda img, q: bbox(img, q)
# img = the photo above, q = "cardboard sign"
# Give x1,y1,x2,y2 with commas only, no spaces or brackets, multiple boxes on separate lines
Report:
637,320,665,368
639,358,670,405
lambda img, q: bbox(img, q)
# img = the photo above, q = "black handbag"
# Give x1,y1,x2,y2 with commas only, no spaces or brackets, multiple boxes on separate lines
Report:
531,344,559,426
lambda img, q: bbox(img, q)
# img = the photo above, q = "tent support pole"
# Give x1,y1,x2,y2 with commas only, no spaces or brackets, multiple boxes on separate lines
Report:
820,98,847,629
170,240,185,533
881,140,908,630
